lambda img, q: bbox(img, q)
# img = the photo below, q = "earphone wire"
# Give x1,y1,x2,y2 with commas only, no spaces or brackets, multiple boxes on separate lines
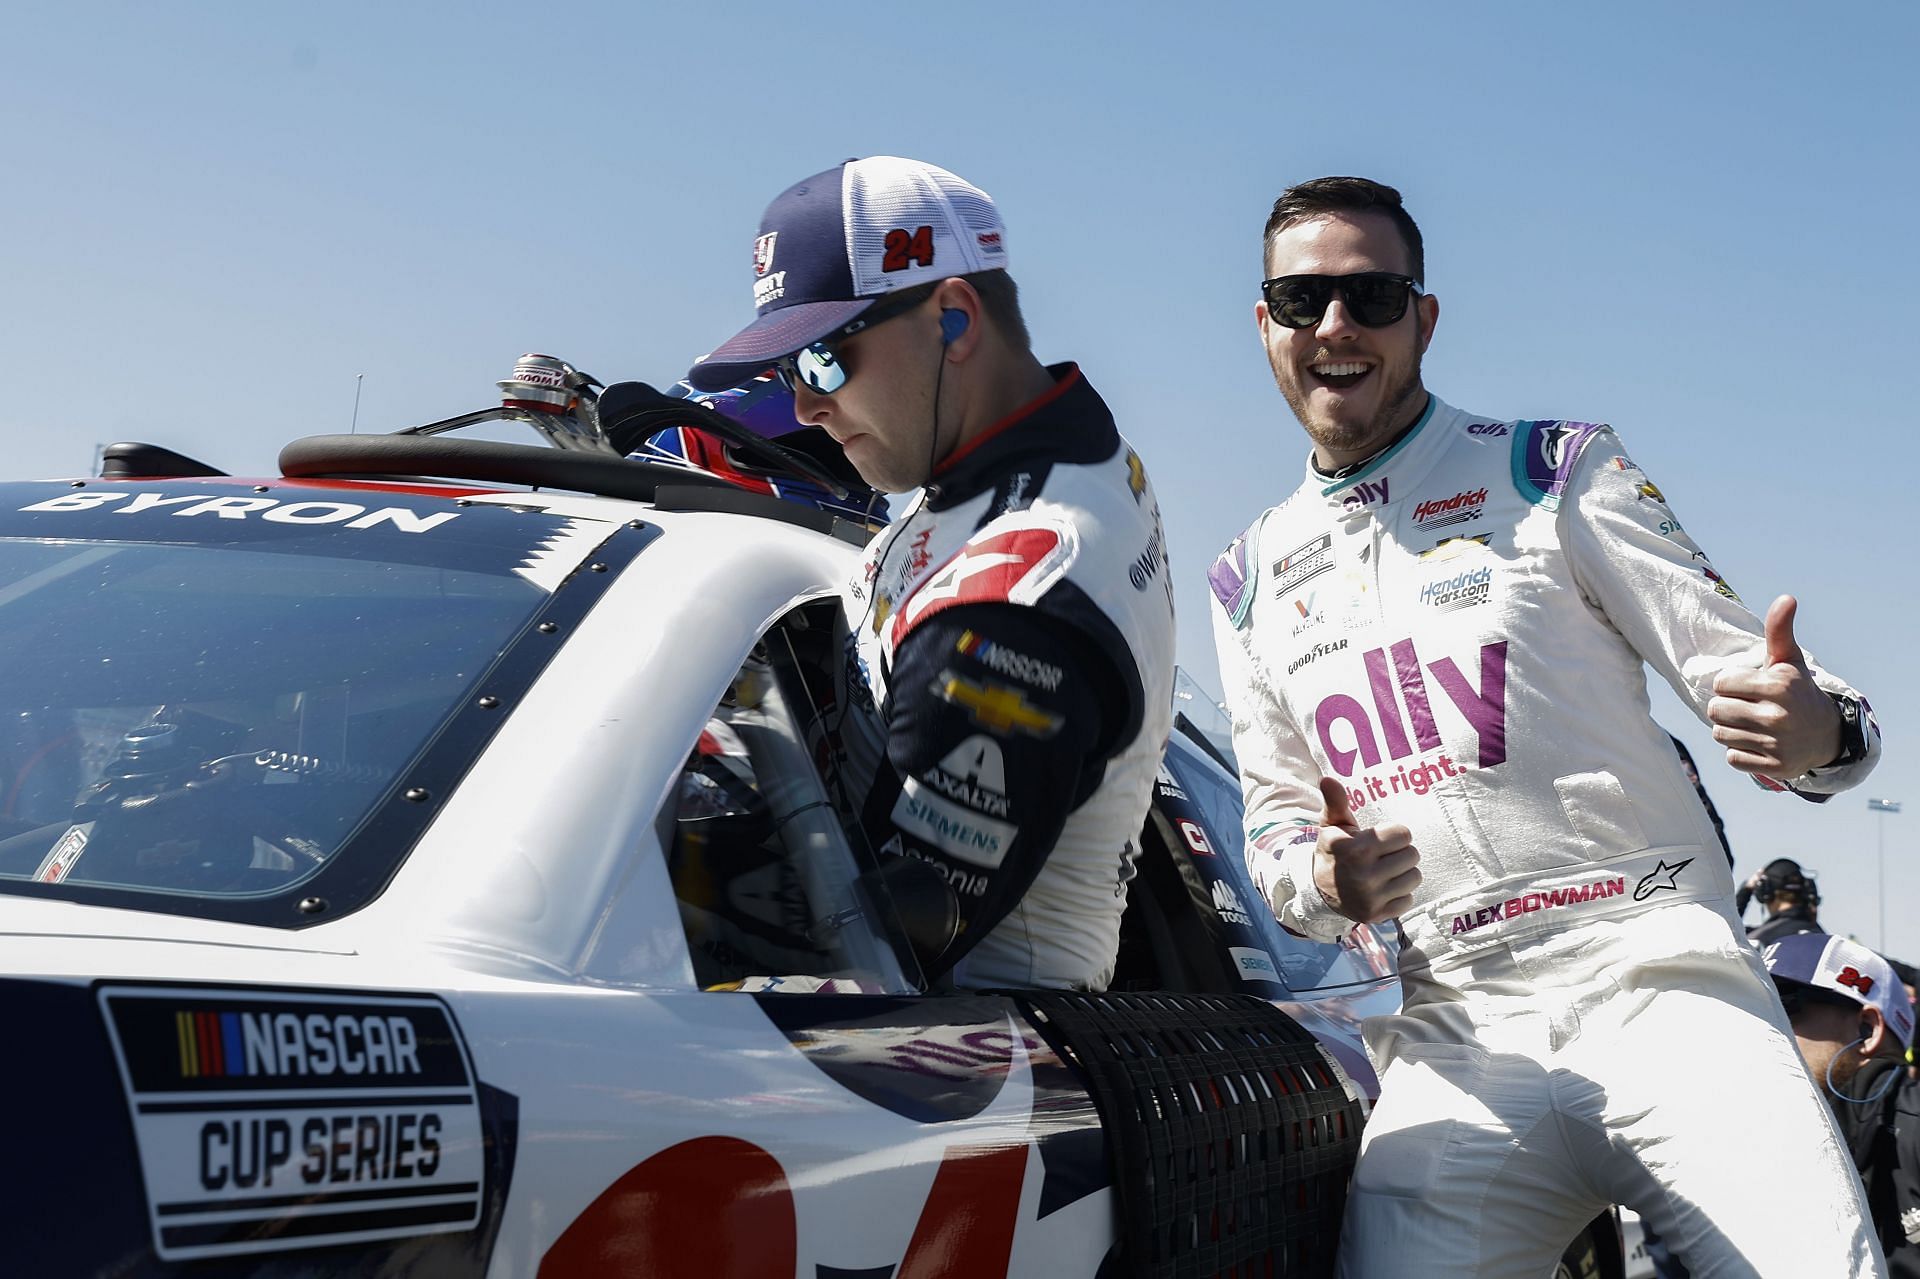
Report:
1826,1036,1903,1107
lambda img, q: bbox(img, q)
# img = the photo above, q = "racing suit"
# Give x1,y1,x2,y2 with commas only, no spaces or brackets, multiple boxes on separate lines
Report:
1209,396,1885,1277
837,364,1175,991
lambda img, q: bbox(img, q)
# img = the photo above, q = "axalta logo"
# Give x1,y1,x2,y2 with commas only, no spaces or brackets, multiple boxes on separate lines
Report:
1314,638,1508,774
1340,479,1390,511
172,1009,424,1079
1450,876,1627,935
1467,422,1511,437
923,734,1010,818
21,490,460,532
1412,487,1487,527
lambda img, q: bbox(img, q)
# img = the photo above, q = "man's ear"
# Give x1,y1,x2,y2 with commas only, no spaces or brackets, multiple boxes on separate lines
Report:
1861,1008,1891,1057
1415,291,1440,355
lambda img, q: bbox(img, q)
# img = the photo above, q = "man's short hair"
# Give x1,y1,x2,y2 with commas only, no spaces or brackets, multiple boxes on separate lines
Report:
1263,177,1426,285
968,269,1029,350
865,271,1028,352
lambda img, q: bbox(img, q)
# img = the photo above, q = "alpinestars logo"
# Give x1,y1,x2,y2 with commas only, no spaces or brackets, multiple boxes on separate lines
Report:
1632,857,1693,901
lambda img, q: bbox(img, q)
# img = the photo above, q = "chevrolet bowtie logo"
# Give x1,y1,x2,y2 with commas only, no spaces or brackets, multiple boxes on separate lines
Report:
1632,857,1694,902
936,672,1062,738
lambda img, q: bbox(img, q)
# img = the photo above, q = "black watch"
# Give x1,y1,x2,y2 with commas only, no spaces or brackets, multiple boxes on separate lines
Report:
1822,693,1870,770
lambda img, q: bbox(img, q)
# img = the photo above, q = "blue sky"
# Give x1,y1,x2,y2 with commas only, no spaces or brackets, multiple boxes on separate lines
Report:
5,2,1916,957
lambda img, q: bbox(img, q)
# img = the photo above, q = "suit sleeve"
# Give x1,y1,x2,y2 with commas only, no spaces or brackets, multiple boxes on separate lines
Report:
1207,519,1354,944
1561,430,1881,798
866,601,1127,975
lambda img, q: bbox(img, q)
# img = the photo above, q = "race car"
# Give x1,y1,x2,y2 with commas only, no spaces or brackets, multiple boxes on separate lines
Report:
0,357,1618,1277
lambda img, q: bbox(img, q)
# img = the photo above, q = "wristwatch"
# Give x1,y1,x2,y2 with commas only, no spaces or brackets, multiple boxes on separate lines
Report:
1822,693,1870,769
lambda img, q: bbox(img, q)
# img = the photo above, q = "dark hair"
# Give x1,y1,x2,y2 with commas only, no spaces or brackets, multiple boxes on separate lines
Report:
879,270,1028,350
1263,177,1425,285
967,269,1029,350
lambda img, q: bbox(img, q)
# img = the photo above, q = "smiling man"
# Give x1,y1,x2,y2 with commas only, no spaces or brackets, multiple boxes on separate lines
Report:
1210,176,1886,1277
688,157,1175,991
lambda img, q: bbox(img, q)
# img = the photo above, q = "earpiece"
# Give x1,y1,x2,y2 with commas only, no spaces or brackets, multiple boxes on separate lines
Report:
1861,1022,1874,1044
939,309,968,345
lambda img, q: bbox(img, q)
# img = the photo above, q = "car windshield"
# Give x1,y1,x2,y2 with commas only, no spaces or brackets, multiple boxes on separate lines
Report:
0,482,610,915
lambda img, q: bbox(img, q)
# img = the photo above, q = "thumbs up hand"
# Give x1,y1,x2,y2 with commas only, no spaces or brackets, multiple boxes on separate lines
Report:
1312,777,1421,925
1709,594,1844,779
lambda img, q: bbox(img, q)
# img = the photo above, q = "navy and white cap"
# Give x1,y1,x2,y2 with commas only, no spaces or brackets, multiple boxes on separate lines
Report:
688,157,1009,392
1763,932,1916,1049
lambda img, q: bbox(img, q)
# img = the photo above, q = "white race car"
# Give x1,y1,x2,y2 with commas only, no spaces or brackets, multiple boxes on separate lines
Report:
0,359,1615,1277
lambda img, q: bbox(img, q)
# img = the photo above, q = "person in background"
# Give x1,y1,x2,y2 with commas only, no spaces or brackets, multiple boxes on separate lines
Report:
1765,934,1920,1277
1737,856,1825,942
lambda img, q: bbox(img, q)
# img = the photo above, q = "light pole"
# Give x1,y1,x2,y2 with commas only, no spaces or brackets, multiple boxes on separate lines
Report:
1868,798,1901,952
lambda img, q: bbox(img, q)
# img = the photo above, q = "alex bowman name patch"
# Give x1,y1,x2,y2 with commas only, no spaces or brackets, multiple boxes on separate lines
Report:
99,986,484,1262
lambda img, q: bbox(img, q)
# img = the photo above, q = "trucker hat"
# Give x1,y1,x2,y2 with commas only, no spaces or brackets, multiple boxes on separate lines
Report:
1763,932,1915,1049
687,157,1009,392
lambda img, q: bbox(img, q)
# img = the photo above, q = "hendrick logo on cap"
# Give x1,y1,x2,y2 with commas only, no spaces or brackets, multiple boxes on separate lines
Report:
753,232,778,277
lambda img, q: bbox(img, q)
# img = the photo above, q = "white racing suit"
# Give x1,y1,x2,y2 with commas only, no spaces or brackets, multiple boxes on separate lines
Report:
836,365,1176,990
1209,396,1885,1277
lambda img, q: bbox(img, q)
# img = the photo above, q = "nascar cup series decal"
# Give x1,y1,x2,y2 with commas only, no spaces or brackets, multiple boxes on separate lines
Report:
98,986,484,1262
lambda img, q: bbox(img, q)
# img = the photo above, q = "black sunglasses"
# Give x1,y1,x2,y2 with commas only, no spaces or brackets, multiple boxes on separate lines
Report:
774,288,933,395
1260,272,1421,330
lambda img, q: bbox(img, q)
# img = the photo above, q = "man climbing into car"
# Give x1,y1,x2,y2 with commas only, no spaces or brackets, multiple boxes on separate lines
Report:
688,157,1176,992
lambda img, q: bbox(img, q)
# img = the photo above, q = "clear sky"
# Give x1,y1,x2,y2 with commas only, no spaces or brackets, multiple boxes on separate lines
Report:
5,2,1916,957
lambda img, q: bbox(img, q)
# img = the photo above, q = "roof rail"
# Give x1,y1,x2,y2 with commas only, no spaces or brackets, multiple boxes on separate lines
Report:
278,434,731,502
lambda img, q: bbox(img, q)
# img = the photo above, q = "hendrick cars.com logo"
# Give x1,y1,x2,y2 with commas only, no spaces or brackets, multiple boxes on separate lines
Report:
99,987,484,1262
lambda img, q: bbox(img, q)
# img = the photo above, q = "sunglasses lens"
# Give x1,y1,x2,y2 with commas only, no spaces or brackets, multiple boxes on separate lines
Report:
1268,279,1331,329
1344,274,1413,326
1263,274,1414,329
788,344,847,395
